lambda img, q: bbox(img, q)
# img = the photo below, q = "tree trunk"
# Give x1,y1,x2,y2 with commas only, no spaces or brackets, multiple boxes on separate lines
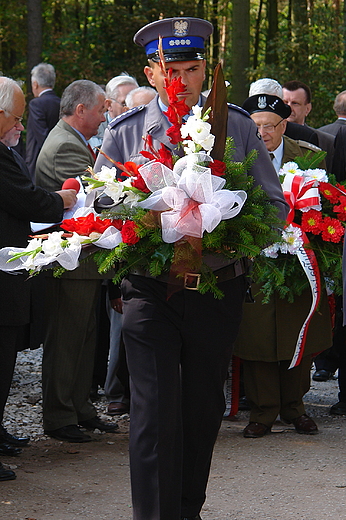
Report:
26,0,42,96
266,0,278,64
231,0,250,106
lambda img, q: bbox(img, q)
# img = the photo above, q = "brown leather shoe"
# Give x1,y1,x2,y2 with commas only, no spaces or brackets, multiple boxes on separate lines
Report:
107,402,129,416
243,422,271,438
291,414,318,435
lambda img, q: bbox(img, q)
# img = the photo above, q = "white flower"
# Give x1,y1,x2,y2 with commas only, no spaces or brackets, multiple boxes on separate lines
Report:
182,139,198,154
123,191,141,208
96,165,117,183
262,243,280,258
280,225,303,254
180,106,214,153
41,231,65,256
279,162,303,176
303,168,328,183
104,181,125,202
198,133,215,153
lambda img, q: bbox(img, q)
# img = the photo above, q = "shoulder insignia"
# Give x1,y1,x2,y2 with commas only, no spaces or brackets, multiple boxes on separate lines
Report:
296,140,322,152
227,103,251,119
108,105,146,129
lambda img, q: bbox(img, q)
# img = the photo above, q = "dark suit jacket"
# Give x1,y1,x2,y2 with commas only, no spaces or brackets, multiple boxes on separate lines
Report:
26,90,61,180
284,121,319,145
319,118,346,136
332,126,346,181
0,143,64,326
305,125,335,172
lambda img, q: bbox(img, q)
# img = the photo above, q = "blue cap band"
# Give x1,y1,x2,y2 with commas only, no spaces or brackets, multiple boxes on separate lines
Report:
145,36,205,56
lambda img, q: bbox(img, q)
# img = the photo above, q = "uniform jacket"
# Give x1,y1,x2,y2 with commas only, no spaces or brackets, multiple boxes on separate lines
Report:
0,142,64,326
234,135,333,361
35,118,95,191
319,118,346,137
26,90,61,180
95,95,288,221
282,135,325,168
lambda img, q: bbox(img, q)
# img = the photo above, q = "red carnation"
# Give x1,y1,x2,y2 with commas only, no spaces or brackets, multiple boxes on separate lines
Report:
333,196,346,221
321,217,344,243
121,220,140,245
319,182,341,204
301,209,323,235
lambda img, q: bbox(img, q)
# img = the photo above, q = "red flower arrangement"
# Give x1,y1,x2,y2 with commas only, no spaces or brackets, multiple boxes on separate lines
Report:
61,213,122,235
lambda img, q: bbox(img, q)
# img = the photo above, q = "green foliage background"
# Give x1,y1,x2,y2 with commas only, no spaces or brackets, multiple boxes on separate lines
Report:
0,0,345,128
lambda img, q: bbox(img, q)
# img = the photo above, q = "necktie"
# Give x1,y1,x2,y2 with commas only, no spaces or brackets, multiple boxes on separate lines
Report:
269,152,275,161
87,143,96,161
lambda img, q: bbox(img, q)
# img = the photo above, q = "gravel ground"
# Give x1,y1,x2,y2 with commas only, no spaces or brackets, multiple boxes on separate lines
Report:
2,348,346,520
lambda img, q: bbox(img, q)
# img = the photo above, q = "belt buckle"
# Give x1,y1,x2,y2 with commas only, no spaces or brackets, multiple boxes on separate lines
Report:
184,272,201,290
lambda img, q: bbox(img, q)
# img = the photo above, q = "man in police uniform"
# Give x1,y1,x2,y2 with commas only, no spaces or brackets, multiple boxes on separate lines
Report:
95,17,287,520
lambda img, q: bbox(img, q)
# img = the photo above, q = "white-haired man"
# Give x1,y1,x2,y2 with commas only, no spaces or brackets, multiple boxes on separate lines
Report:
0,77,76,481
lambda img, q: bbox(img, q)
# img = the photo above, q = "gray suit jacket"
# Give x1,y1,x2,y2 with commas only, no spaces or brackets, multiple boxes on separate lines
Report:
319,118,346,137
35,118,95,191
95,95,288,221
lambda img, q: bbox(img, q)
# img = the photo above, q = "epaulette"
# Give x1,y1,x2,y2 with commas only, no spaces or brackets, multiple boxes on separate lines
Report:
227,103,251,119
108,105,146,129
296,140,322,152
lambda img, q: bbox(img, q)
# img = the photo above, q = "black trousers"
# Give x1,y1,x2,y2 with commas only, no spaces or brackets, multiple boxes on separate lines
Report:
0,325,26,423
121,273,247,520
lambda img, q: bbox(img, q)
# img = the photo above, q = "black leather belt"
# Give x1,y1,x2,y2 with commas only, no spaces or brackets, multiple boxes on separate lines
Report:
130,257,250,290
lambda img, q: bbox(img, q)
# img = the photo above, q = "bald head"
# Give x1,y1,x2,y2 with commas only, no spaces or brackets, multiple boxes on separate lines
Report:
0,77,25,138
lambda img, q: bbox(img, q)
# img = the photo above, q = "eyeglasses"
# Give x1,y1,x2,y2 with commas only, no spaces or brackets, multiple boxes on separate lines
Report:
256,119,284,133
0,108,23,123
109,98,127,108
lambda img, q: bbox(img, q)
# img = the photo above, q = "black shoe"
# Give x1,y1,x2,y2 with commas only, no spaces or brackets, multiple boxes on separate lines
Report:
0,462,16,481
181,516,202,520
44,425,92,443
330,401,346,415
312,369,334,382
0,425,30,447
79,416,119,432
0,442,22,456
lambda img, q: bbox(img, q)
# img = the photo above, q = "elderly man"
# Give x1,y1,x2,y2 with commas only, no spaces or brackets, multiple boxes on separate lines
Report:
0,77,76,481
125,86,156,108
36,80,118,443
282,80,334,171
234,93,332,439
95,17,287,520
319,90,346,136
243,93,324,173
88,73,138,152
25,63,61,180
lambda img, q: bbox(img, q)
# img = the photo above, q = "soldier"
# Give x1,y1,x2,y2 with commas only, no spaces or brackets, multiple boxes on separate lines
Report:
95,17,287,520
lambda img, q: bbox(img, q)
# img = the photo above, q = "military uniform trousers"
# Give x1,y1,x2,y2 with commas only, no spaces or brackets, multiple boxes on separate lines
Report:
121,273,248,520
42,276,102,430
243,355,312,427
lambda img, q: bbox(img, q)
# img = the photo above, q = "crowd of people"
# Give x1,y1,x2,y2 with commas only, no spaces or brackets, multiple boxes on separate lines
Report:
0,14,346,520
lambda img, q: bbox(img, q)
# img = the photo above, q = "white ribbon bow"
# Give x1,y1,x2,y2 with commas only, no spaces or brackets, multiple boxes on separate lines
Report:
138,153,247,243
